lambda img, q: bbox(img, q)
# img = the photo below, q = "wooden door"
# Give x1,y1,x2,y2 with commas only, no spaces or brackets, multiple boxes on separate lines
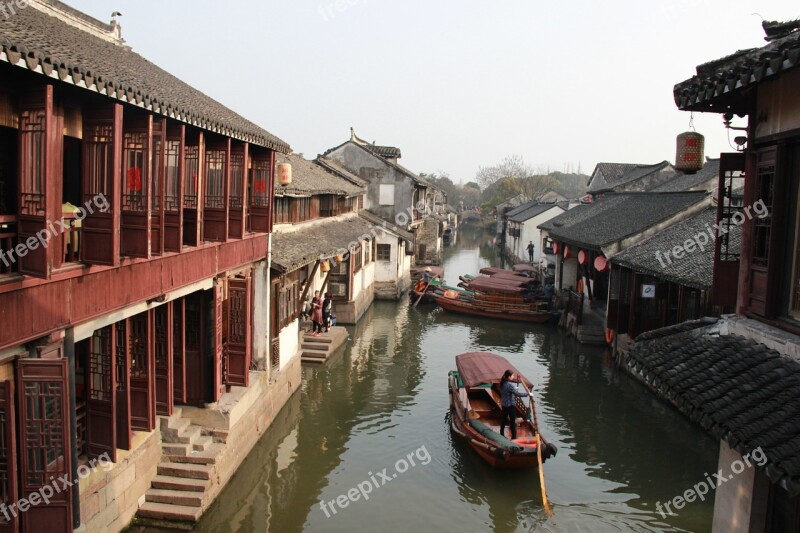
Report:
128,313,153,431
225,273,252,387
182,130,203,247
184,293,205,406
0,381,18,533
154,304,173,416
86,326,116,461
228,144,247,239
173,298,187,404
149,119,165,256
16,358,72,532
203,139,230,242
115,321,131,450
82,104,122,266
213,279,225,401
164,125,185,252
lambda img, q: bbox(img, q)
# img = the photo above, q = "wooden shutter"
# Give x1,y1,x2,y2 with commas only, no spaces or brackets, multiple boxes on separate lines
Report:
115,320,131,450
129,313,153,431
82,104,122,266
203,139,230,242
182,130,203,247
164,125,185,253
86,326,117,462
713,153,745,308
213,280,225,401
229,144,247,239
16,358,72,532
248,152,272,232
0,381,18,533
121,114,152,258
150,119,166,256
154,303,173,416
225,273,252,387
17,85,62,278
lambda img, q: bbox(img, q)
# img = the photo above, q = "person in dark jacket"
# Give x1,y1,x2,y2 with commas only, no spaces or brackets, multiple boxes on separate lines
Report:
499,369,532,439
322,293,332,333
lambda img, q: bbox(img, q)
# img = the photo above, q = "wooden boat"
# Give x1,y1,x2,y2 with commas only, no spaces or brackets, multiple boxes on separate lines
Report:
448,352,557,468
432,291,559,323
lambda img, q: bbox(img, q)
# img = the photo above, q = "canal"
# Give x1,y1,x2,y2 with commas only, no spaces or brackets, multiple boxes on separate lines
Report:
195,228,719,532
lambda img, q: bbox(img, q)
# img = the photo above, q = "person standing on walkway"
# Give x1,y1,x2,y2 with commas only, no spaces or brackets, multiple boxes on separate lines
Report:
499,369,532,440
527,241,535,263
311,290,323,336
322,292,332,333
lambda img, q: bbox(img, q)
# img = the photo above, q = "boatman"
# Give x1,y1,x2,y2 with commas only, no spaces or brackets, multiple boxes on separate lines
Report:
500,369,533,440
526,241,535,263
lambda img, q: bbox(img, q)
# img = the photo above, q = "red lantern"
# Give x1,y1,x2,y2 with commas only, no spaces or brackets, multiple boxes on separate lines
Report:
594,255,609,272
675,131,705,173
127,167,142,192
277,163,292,186
563,245,572,259
578,250,587,265
552,242,560,255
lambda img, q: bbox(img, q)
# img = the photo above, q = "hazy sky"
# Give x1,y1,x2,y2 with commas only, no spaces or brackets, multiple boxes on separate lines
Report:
67,0,798,182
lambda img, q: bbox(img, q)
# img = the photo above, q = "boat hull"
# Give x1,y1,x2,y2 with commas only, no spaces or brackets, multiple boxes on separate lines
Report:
434,294,558,324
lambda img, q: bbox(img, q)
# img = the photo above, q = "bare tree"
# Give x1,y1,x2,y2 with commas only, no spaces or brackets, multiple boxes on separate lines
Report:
476,155,533,189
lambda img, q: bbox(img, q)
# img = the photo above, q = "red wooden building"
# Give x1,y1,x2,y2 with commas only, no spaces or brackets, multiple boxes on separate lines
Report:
0,2,291,531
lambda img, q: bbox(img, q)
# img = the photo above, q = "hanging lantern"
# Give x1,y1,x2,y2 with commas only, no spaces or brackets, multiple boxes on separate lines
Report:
552,242,560,255
277,162,292,186
675,131,705,173
578,250,587,265
563,245,572,259
334,253,345,263
320,259,330,272
594,255,609,272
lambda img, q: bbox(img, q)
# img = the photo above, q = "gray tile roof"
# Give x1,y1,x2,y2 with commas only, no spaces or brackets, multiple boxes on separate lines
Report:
588,161,674,194
652,159,720,193
365,144,401,159
628,326,800,496
675,20,800,112
587,163,646,192
323,139,429,187
539,191,709,251
0,2,289,151
274,154,366,197
271,216,376,273
610,207,741,290
314,157,368,188
507,201,563,223
358,209,414,243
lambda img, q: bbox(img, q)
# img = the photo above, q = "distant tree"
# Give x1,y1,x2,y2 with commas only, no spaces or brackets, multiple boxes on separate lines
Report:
465,181,480,191
462,183,481,209
476,155,533,189
481,176,522,211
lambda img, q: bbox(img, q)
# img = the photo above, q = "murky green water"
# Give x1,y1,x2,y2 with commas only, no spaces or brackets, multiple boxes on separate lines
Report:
196,229,718,533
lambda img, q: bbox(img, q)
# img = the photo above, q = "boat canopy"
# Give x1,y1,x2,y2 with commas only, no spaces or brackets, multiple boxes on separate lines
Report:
455,352,534,388
512,264,536,273
464,278,527,294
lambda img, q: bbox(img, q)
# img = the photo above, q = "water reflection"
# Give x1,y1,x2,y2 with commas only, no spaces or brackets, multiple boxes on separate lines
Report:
194,227,717,533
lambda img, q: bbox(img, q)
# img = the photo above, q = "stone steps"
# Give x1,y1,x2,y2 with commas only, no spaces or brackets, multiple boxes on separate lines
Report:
150,475,210,493
156,462,214,480
137,502,203,522
300,327,348,364
145,488,204,507
166,444,223,465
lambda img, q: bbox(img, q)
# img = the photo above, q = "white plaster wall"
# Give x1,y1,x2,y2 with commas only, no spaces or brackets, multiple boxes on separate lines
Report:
278,320,300,372
375,234,399,283
711,440,767,533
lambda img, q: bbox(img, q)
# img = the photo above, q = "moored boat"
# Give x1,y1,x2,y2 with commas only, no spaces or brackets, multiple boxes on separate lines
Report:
433,291,559,323
448,352,556,468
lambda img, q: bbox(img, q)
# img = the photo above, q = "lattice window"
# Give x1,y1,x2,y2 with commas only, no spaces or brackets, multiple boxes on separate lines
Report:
377,243,391,261
115,321,127,391
229,284,247,345
753,160,774,268
122,132,148,212
230,153,244,210
151,135,162,212
19,109,46,216
85,124,114,202
184,146,199,209
163,140,181,212
23,381,66,485
270,338,280,373
250,159,271,208
129,314,148,379
154,306,168,367
352,244,363,272
718,167,745,262
205,149,226,209
89,327,113,402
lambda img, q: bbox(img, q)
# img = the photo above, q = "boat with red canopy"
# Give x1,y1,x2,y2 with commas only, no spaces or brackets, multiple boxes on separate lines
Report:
448,352,557,468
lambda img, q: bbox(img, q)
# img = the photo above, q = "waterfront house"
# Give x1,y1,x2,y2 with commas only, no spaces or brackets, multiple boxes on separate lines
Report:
503,201,566,267
539,191,710,343
323,129,443,264
0,1,297,530
623,18,800,531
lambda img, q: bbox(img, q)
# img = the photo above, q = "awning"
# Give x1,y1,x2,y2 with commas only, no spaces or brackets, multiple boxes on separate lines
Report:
455,352,534,388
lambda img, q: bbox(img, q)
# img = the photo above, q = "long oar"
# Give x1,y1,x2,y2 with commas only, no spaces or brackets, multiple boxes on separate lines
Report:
519,378,552,517
413,276,435,308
